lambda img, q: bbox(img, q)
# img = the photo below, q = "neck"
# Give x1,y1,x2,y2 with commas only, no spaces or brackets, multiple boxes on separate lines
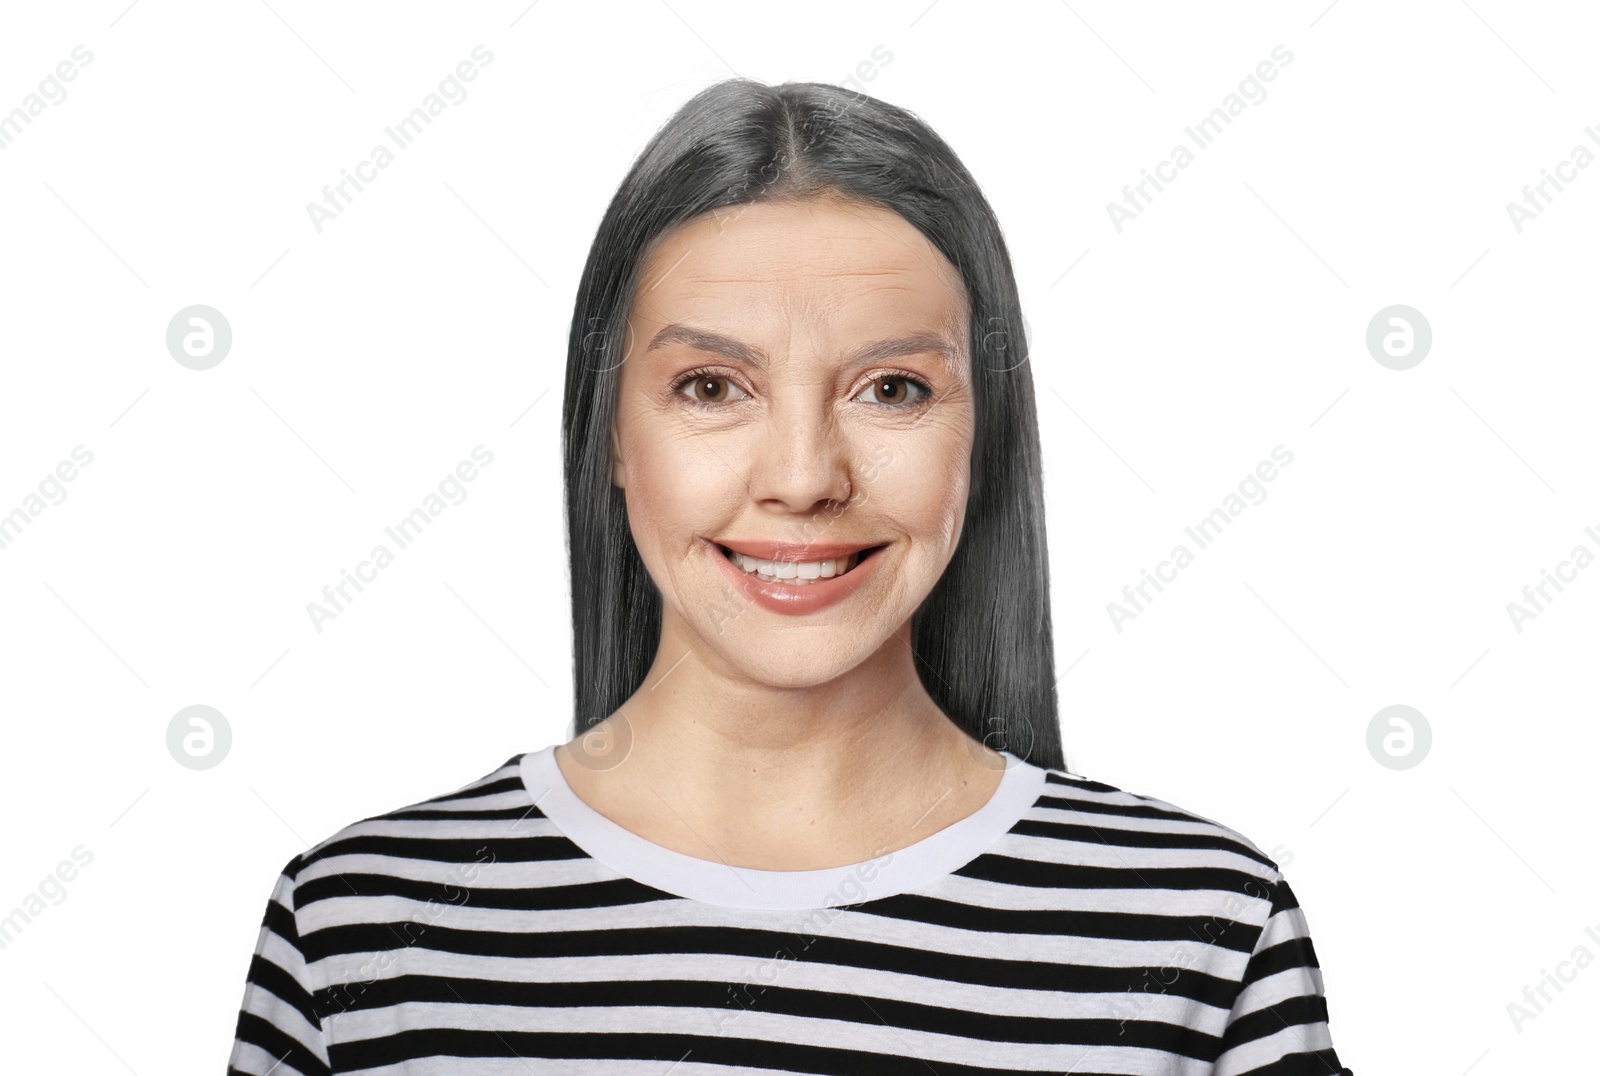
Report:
559,612,1004,870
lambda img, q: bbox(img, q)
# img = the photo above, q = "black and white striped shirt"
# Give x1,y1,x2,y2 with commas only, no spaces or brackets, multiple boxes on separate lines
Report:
228,745,1354,1074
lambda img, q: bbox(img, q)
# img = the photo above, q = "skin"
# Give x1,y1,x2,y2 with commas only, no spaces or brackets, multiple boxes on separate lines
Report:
556,193,1006,871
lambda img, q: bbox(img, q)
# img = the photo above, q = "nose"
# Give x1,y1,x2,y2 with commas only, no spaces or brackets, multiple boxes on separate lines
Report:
745,400,856,515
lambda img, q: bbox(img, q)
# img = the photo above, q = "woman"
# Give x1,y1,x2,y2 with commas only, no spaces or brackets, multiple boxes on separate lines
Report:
229,78,1354,1074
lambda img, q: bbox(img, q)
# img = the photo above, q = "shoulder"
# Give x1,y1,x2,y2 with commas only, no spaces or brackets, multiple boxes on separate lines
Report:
273,751,535,897
1013,762,1286,902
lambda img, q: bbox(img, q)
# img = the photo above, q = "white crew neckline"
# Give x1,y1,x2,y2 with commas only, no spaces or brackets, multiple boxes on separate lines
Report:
518,743,1048,910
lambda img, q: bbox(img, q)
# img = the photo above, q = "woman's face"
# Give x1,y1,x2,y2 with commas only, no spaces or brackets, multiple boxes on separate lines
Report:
611,194,975,686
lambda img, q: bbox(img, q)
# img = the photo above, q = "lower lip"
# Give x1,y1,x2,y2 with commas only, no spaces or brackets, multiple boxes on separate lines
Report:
706,539,887,616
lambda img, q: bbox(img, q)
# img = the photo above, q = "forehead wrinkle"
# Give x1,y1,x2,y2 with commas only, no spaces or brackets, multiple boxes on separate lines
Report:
836,204,964,293
800,267,922,279
640,260,970,376
676,264,921,285
633,206,972,379
810,285,968,375
643,320,967,383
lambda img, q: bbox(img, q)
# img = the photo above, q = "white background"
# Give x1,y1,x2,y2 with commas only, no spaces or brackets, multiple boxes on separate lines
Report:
2,0,1597,1070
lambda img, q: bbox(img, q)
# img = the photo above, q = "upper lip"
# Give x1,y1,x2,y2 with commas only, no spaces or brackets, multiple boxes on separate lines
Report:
713,538,886,562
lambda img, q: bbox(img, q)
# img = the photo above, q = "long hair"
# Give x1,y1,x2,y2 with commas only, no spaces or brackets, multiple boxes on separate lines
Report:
561,78,1064,771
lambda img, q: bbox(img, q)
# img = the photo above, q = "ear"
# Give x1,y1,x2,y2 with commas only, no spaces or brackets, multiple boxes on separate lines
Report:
609,422,626,489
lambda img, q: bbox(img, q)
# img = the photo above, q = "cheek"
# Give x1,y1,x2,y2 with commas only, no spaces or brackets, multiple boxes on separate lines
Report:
619,420,728,548
925,461,972,548
871,430,972,549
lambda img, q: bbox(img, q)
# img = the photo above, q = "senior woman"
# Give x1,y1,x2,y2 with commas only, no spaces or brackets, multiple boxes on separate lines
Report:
229,78,1353,1074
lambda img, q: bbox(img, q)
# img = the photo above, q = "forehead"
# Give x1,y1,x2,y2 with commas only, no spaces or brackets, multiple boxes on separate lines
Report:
629,197,968,341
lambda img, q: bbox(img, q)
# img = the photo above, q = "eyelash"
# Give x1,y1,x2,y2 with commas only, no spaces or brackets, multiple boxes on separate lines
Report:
669,366,935,411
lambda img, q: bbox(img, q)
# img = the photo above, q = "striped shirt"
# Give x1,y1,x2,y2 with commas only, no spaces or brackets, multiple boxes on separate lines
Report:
228,744,1353,1074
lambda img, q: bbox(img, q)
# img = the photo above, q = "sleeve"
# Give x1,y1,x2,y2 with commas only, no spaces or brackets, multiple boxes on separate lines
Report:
1213,872,1354,1075
226,856,333,1076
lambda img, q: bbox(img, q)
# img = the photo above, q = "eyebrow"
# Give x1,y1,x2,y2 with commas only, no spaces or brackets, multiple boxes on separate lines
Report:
645,323,964,376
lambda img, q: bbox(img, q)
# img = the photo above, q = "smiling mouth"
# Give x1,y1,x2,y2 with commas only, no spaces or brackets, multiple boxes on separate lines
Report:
716,542,887,585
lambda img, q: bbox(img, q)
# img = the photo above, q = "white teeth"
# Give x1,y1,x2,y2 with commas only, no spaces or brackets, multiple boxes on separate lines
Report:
725,548,866,584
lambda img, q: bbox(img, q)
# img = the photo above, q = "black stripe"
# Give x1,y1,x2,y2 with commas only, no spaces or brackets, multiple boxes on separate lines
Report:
958,850,1274,894
328,1024,1169,1076
232,1010,330,1076
242,952,323,1031
314,960,1238,1034
296,869,666,911
306,922,1243,1004
306,831,577,865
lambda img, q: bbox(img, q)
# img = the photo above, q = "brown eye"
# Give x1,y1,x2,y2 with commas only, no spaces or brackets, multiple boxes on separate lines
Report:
855,376,928,407
675,373,750,405
689,376,725,402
